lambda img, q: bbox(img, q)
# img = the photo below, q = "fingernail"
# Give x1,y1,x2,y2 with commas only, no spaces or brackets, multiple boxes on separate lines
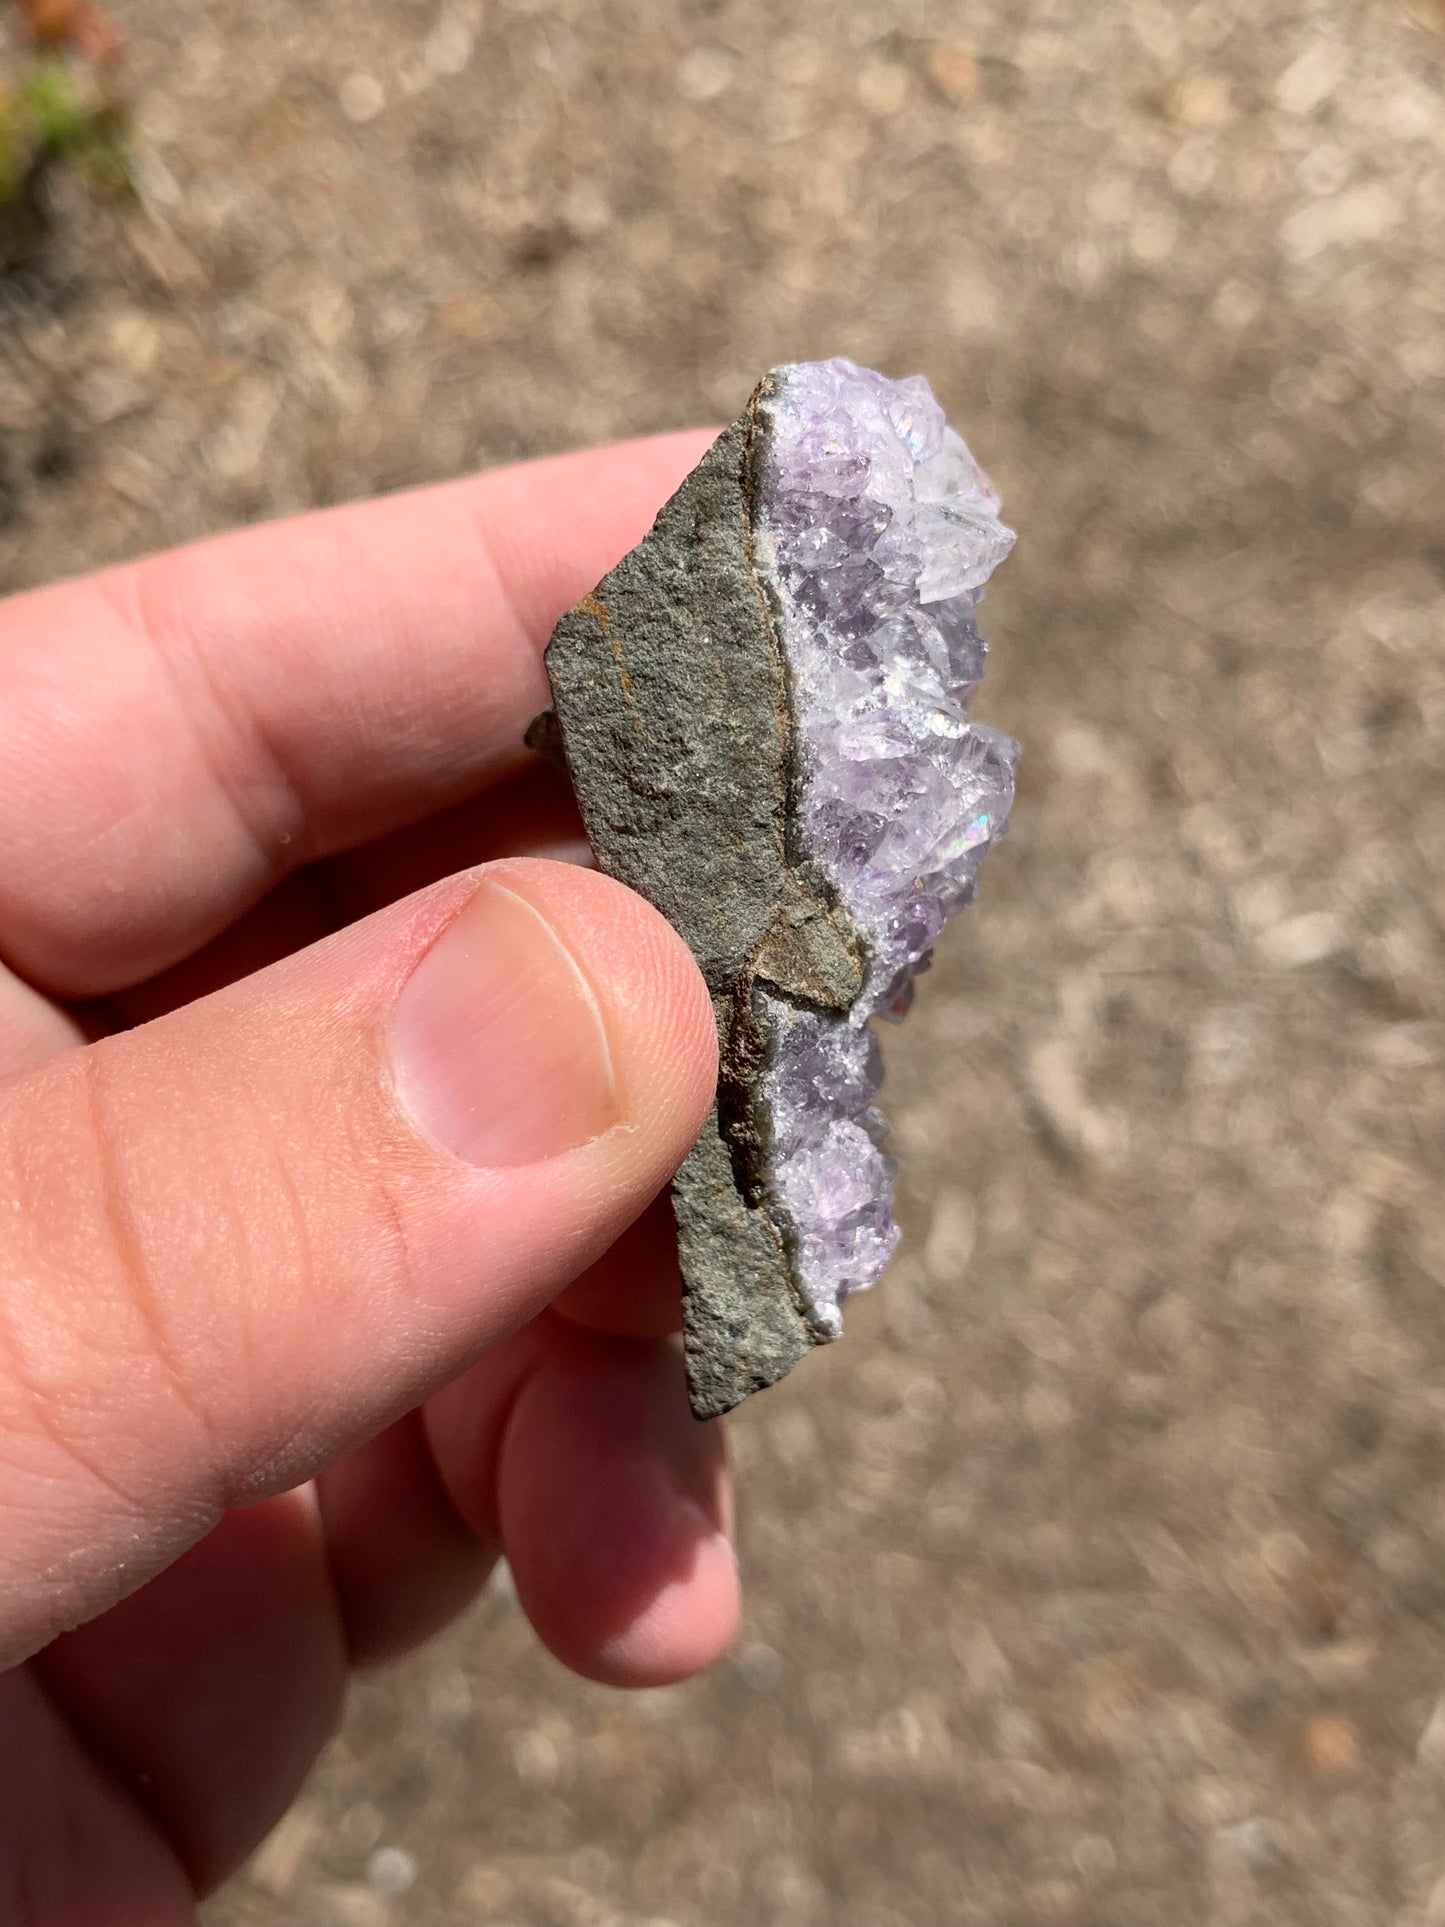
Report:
392,878,621,1167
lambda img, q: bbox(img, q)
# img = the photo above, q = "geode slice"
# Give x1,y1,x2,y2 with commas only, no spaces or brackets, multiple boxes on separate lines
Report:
541,358,1017,1418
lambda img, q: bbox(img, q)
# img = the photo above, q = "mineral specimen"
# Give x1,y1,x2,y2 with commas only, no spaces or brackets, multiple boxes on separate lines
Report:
540,359,1017,1417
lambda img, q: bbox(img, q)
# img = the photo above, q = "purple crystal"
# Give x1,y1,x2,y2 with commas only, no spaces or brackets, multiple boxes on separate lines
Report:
754,359,1018,1333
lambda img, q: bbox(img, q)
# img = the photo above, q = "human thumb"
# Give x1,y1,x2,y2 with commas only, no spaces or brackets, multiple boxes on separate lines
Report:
0,858,716,1667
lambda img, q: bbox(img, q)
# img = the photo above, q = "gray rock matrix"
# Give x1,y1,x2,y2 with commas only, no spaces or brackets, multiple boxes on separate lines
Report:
543,377,857,1418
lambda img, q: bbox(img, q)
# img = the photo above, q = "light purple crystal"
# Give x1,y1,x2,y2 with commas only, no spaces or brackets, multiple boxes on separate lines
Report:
754,359,1018,1334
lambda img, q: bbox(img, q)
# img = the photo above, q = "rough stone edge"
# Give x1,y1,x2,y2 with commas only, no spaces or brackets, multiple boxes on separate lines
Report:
540,374,868,1418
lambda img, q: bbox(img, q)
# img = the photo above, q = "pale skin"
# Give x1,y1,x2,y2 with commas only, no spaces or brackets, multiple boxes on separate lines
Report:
0,431,741,1921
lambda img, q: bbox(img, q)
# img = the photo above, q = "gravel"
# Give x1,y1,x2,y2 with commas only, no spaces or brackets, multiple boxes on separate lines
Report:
4,0,1443,1921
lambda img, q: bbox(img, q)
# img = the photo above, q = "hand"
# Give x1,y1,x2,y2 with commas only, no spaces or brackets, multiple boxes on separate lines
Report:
0,434,737,1920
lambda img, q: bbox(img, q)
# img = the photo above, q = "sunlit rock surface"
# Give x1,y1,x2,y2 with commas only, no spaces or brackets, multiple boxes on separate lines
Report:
543,360,1016,1412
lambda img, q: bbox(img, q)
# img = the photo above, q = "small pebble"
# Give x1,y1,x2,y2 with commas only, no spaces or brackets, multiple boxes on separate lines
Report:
423,15,474,76
1304,1715,1360,1776
677,46,733,102
735,1641,785,1694
366,1846,418,1897
339,73,386,123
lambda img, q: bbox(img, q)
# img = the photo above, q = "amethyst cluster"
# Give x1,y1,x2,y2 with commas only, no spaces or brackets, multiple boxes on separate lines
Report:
755,359,1018,1333
542,357,1017,1415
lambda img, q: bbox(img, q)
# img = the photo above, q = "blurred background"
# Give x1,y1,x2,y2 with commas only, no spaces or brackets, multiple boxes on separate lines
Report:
4,0,1445,1921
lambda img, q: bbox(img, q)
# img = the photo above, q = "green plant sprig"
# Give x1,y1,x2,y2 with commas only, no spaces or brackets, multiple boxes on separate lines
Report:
0,54,133,206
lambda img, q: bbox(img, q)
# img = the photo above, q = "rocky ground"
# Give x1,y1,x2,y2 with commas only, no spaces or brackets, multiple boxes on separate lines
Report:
4,0,1445,1921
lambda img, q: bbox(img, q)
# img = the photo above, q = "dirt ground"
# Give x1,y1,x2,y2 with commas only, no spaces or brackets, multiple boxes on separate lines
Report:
4,0,1445,1921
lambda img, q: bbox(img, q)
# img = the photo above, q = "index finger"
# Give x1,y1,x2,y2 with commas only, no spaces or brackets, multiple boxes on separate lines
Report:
0,430,715,997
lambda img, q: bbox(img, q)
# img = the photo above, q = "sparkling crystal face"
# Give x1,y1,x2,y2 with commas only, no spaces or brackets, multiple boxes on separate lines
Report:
755,358,1018,1332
